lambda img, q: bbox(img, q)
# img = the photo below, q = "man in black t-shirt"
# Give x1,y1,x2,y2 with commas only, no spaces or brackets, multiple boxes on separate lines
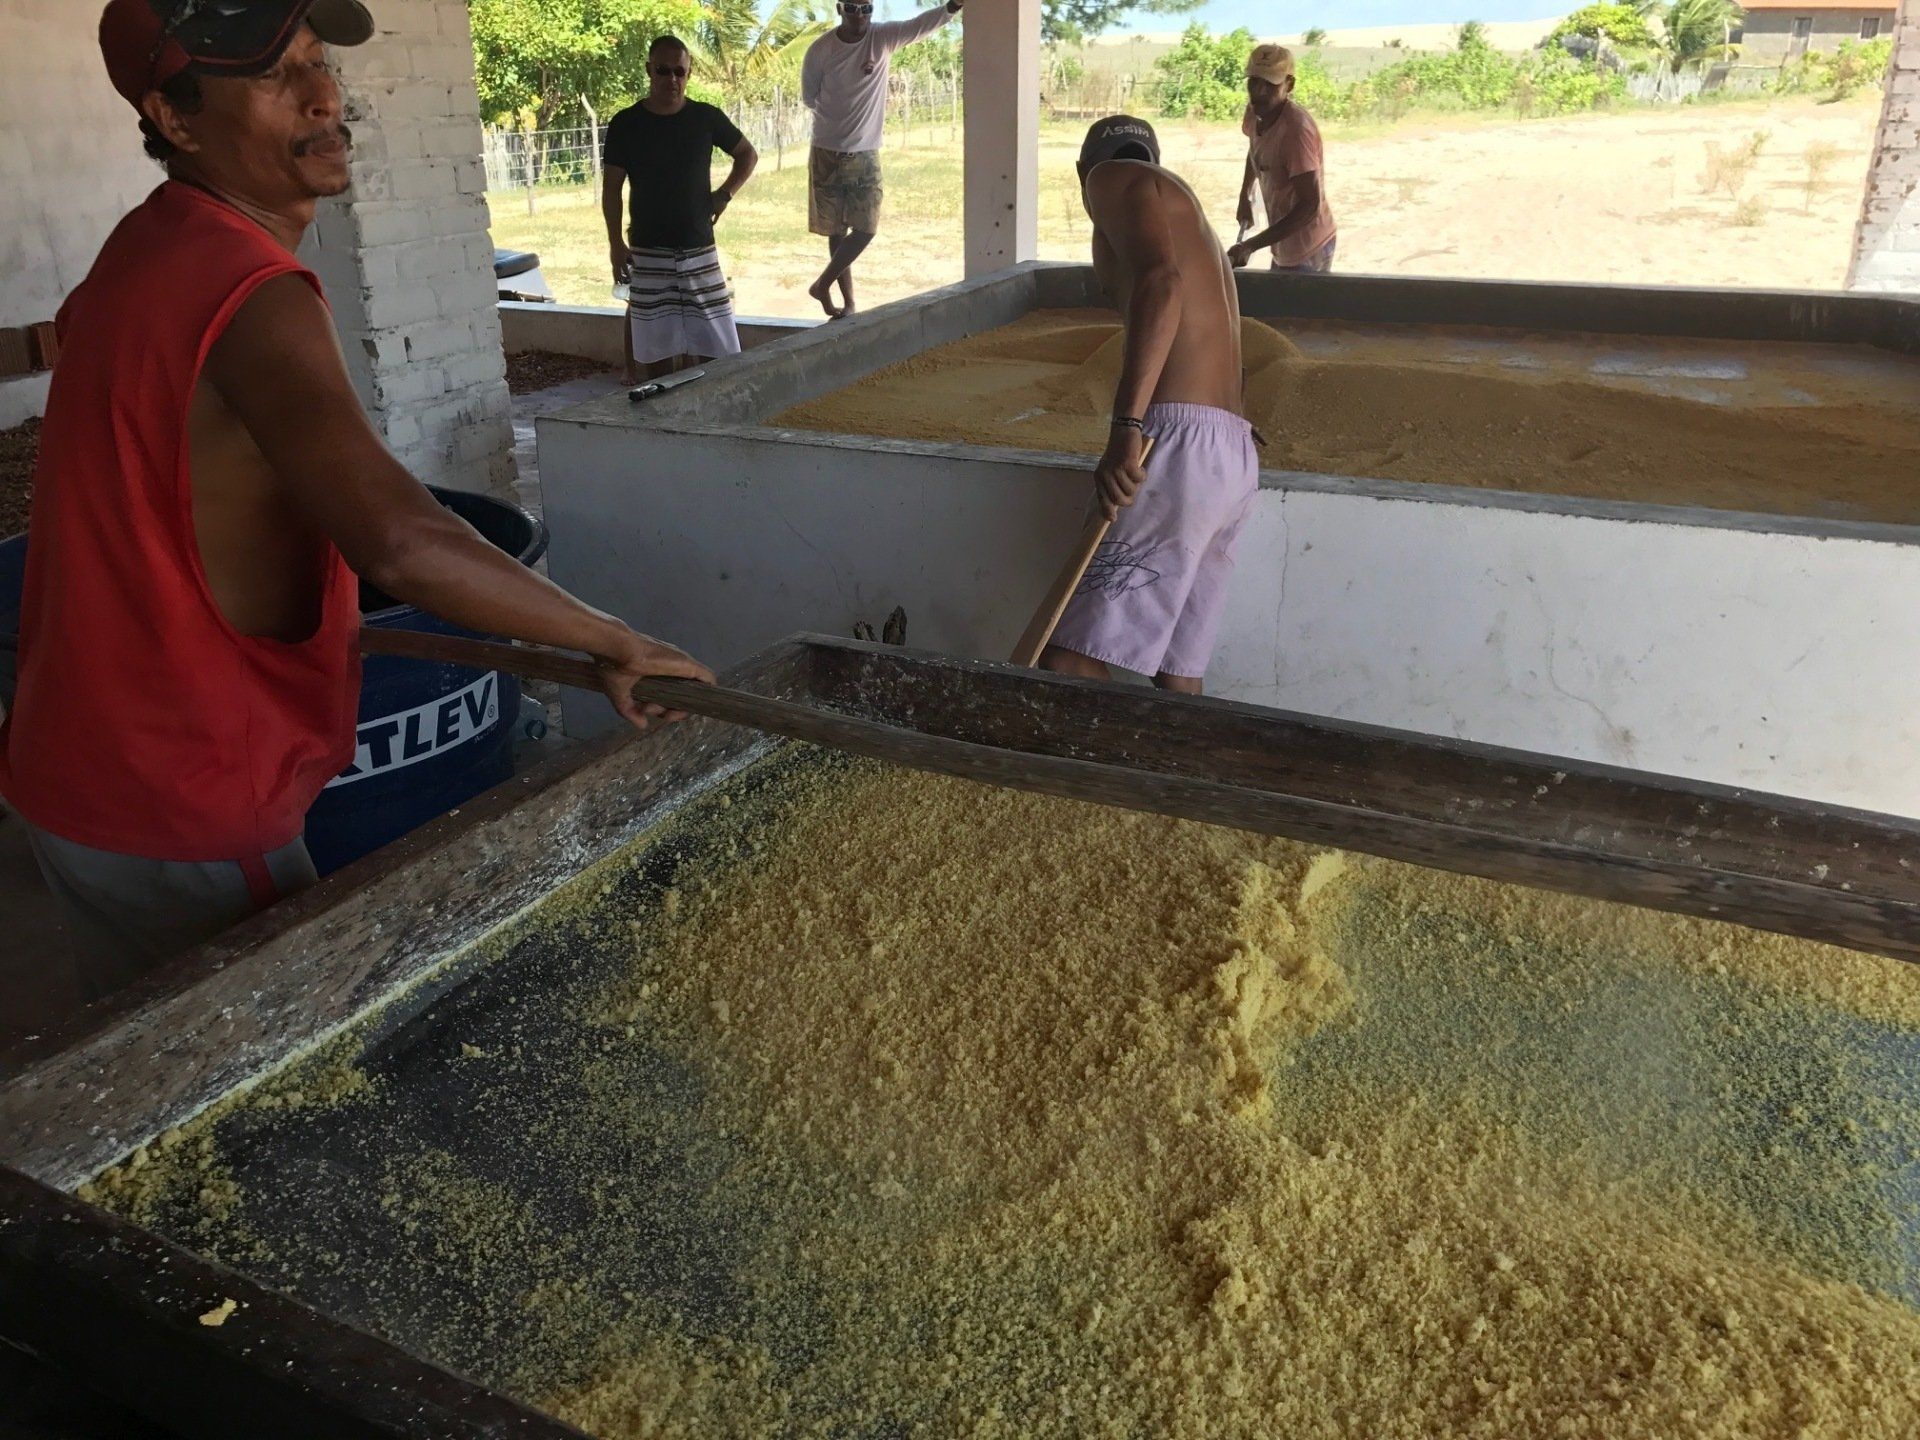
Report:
602,36,758,383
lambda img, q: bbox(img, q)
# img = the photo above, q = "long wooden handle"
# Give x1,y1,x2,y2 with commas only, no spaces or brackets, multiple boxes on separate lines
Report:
357,626,982,762
1009,435,1155,668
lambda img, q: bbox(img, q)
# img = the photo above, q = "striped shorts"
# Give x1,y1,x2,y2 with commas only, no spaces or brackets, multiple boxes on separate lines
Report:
626,246,741,365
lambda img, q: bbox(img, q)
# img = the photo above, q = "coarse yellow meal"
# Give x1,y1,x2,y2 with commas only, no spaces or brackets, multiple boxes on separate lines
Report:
87,755,1920,1438
772,310,1920,525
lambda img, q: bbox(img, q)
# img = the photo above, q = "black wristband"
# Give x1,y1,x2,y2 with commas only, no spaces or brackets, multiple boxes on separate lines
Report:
1111,416,1145,432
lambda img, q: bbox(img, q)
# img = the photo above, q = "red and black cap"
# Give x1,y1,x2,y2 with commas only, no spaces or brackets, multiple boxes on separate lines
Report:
100,0,373,108
1078,115,1160,173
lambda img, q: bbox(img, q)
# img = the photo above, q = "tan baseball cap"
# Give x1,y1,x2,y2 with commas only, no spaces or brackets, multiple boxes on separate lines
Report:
1246,44,1295,87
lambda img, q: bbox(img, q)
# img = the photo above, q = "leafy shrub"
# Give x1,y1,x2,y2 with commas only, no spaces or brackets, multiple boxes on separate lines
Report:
1522,51,1626,112
1290,51,1348,119
1550,3,1655,47
1157,22,1626,127
1827,37,1895,98
1154,24,1257,121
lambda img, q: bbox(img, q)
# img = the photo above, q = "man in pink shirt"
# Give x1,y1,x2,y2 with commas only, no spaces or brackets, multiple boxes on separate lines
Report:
1228,44,1338,274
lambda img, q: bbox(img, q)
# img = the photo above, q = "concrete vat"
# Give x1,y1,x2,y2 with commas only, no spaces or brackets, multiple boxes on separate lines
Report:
537,264,1920,815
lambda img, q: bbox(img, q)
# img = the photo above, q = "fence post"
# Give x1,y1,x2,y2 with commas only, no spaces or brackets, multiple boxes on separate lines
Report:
583,99,600,181
776,86,785,172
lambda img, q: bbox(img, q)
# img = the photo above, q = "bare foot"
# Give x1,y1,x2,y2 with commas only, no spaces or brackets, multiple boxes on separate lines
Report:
808,277,845,319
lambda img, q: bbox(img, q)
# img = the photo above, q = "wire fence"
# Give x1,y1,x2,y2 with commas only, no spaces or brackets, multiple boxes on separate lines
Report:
484,71,976,212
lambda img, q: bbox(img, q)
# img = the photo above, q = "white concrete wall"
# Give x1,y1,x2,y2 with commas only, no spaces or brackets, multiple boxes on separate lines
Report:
540,422,1920,819
1851,0,1920,292
0,0,160,428
499,302,814,362
296,0,515,496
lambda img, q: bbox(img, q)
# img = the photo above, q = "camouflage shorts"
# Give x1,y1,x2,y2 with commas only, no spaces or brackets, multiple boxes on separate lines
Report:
808,147,884,237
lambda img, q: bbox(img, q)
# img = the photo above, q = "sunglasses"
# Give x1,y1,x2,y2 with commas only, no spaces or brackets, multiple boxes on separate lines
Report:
651,63,689,77
842,4,874,12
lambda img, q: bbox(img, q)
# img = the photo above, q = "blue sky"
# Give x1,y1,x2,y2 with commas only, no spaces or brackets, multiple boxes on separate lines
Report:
1133,1,1560,32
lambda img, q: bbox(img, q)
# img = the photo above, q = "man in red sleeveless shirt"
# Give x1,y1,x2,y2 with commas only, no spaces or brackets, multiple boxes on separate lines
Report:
0,0,713,995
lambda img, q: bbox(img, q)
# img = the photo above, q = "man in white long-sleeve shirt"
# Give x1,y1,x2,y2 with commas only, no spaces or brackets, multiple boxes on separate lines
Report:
800,0,962,317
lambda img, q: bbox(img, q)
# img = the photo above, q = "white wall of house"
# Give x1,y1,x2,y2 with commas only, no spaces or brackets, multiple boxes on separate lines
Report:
0,0,160,429
1851,0,1920,292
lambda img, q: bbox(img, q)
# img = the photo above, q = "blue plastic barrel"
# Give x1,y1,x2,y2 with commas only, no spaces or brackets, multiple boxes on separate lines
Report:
0,488,548,876
306,487,548,874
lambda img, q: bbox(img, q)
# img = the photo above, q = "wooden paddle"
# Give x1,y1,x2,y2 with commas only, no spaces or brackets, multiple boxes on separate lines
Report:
1009,435,1155,668
357,626,1028,763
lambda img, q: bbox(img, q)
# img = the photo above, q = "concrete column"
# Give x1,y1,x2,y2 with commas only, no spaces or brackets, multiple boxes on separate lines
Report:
298,0,515,496
1849,0,1920,293
962,0,1039,278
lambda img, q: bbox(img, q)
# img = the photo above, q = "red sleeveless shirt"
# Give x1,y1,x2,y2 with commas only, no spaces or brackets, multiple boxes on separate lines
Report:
0,182,361,861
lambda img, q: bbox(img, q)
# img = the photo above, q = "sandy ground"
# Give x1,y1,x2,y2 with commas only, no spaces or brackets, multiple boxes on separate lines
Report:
490,96,1885,322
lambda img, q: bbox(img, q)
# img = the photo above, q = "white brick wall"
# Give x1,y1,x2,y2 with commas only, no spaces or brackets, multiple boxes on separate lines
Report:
298,0,515,497
0,0,513,495
1850,2,1920,292
0,0,160,428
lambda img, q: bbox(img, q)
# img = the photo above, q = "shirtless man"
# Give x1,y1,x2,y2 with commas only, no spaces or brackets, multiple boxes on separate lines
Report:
1,0,711,992
1039,117,1254,696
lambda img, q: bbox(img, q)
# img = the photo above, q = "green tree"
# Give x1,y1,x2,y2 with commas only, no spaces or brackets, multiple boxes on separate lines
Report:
1302,26,1328,45
1659,0,1741,68
1456,18,1489,50
1825,35,1893,97
1549,3,1656,46
1044,0,1202,45
894,27,962,82
1154,24,1256,121
470,0,701,130
687,0,832,100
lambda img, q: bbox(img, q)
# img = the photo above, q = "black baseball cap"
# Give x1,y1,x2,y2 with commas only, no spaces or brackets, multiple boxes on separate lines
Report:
1078,115,1160,174
101,0,374,107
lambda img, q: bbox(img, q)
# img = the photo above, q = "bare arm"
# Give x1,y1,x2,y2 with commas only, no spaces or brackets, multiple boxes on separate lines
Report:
1236,154,1257,230
713,137,757,216
1084,164,1185,517
205,275,712,725
1233,170,1320,263
602,163,630,282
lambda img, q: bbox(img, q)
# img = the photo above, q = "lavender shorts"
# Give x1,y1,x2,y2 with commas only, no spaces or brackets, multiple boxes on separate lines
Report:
1050,403,1258,680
